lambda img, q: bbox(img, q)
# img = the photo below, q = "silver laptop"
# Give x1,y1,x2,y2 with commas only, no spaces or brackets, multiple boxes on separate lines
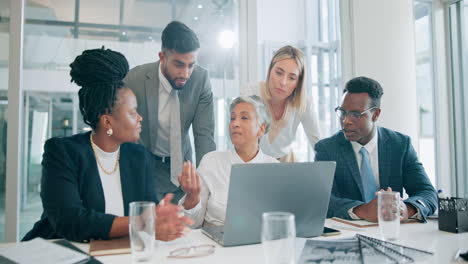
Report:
201,161,336,247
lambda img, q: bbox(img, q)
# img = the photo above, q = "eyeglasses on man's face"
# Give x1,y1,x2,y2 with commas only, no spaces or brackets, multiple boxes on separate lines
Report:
168,244,215,258
334,106,377,121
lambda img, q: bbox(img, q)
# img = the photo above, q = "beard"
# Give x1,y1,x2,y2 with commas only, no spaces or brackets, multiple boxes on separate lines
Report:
163,63,187,91
168,78,187,90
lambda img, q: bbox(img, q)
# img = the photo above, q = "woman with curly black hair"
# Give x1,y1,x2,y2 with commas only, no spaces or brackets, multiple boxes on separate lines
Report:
23,47,192,242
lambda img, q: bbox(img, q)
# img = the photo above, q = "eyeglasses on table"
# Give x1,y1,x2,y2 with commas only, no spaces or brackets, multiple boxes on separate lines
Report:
167,244,215,258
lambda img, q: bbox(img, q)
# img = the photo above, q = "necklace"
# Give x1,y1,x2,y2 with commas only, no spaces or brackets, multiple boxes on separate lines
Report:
90,133,120,175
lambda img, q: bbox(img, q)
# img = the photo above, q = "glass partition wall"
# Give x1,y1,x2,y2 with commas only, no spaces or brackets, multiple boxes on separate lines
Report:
0,0,10,242
18,0,240,239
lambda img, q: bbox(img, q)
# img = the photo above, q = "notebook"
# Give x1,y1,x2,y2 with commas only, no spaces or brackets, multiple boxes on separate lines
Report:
331,217,419,228
357,234,433,262
89,237,131,256
53,240,102,264
298,234,433,264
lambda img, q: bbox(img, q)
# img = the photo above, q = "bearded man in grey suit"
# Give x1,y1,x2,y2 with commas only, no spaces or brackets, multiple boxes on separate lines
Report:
124,21,216,203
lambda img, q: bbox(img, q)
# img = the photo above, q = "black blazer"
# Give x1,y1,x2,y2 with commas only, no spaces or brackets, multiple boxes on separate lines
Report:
22,132,158,242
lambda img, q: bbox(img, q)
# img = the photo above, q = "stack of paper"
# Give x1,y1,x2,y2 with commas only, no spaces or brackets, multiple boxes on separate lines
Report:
0,238,90,264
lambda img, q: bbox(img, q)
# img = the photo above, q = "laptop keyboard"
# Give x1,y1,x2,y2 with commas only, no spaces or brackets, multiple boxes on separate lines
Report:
202,226,224,244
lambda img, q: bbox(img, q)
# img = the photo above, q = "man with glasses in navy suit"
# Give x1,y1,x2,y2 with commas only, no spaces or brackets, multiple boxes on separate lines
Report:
315,76,437,222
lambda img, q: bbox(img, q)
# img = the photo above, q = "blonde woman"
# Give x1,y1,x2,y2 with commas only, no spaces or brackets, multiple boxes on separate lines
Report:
242,45,321,162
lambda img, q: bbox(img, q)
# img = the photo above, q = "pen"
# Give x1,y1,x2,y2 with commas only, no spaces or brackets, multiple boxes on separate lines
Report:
437,189,446,199
453,249,461,261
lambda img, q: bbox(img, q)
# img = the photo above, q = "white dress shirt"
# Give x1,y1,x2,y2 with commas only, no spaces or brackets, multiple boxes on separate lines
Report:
180,149,278,227
241,82,321,158
153,63,172,157
92,143,124,217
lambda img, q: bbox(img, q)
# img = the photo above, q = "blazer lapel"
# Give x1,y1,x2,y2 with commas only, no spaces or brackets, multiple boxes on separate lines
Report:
119,146,131,216
144,62,160,151
84,132,106,213
339,133,365,199
378,127,390,189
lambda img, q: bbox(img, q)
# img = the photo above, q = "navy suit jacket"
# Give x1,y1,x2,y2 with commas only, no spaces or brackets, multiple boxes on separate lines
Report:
22,132,158,242
315,127,437,221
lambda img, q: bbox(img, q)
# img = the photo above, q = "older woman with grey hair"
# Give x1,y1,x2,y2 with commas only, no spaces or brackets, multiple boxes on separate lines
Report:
177,95,278,227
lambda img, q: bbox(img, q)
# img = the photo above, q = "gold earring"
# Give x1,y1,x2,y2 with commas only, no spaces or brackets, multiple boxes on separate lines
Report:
106,128,113,136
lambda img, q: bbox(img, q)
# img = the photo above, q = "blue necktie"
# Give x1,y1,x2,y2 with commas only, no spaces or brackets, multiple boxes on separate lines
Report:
359,147,378,203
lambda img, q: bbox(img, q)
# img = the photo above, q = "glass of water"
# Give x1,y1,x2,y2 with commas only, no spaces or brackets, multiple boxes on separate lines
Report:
261,212,296,264
129,201,156,262
378,191,400,240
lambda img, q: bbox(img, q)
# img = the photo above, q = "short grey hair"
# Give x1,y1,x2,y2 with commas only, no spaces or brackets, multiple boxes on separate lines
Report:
229,95,271,134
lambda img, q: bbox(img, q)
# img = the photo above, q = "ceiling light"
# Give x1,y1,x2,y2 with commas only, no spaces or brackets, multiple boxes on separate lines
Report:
219,30,235,49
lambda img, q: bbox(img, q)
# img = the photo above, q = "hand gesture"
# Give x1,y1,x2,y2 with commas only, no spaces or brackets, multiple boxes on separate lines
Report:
178,161,201,209
155,193,194,241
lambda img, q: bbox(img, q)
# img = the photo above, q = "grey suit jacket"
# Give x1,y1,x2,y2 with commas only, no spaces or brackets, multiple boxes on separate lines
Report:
124,61,216,166
315,127,437,221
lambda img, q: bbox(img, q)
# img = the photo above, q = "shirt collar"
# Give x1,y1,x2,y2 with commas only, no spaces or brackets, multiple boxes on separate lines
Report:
350,127,379,155
158,62,173,94
230,148,265,164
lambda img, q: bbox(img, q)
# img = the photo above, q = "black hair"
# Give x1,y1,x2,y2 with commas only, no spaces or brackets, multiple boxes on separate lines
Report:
343,76,384,108
161,21,200,54
69,47,129,130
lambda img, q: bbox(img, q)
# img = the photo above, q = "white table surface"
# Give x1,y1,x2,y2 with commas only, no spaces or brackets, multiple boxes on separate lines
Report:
85,218,468,264
2,218,467,263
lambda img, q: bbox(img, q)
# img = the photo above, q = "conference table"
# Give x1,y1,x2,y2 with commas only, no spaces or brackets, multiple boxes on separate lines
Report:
70,218,467,263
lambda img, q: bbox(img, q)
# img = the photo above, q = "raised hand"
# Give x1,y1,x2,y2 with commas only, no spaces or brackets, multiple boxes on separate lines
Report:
178,161,201,210
155,193,194,241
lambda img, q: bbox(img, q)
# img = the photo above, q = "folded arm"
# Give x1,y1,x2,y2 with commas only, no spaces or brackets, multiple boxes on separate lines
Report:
401,137,438,221
314,141,363,219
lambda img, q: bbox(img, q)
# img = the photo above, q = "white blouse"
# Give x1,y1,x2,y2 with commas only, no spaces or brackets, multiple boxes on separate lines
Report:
241,82,321,158
91,142,124,217
180,149,278,227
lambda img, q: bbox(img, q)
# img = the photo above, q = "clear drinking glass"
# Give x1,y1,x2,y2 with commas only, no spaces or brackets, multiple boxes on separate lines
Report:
261,212,296,264
378,191,400,240
129,201,156,262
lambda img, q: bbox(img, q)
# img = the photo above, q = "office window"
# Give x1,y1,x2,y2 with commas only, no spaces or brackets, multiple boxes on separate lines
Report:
19,0,239,239
25,0,74,21
0,0,9,242
256,0,341,161
413,0,437,186
448,0,468,198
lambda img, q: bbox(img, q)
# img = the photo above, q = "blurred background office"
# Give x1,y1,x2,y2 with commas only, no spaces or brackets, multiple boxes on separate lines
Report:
0,0,466,242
